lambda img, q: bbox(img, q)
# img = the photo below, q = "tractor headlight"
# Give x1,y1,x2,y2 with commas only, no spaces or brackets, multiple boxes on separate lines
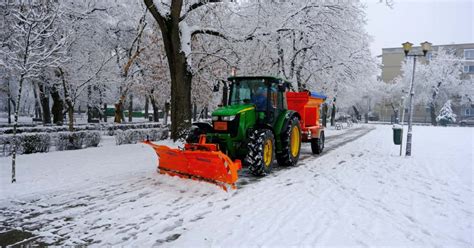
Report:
212,116,219,121
221,115,236,121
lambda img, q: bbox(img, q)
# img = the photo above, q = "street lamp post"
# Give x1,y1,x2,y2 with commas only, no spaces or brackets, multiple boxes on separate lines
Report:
402,41,432,156
399,94,406,156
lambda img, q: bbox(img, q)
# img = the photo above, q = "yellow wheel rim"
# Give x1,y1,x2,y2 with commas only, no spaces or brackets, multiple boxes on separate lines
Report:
290,126,300,157
263,139,273,167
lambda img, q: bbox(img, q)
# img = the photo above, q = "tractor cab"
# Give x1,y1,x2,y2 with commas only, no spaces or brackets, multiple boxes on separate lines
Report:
226,76,290,125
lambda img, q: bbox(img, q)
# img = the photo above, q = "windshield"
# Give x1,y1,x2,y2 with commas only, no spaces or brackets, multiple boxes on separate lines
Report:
228,78,280,112
228,79,267,105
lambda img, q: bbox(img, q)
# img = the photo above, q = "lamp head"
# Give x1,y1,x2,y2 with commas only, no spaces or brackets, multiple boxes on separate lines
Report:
420,41,432,56
402,42,413,56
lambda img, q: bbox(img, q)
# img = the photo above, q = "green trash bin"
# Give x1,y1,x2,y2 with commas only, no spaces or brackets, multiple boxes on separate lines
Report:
392,125,403,145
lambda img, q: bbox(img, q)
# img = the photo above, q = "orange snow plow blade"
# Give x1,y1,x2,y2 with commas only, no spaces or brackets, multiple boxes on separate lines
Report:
143,137,241,191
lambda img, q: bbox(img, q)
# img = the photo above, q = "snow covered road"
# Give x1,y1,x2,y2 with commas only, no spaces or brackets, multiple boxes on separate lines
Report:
0,124,472,246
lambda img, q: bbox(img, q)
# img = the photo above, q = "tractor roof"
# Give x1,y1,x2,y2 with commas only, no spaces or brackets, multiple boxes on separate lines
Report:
227,76,293,85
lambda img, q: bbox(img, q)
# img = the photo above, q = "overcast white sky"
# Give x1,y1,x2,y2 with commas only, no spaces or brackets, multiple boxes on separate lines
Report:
364,0,473,56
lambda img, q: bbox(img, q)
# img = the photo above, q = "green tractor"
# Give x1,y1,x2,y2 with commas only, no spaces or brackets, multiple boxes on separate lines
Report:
187,76,303,176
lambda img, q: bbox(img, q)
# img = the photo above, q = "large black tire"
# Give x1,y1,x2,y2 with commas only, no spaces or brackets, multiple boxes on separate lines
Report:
244,129,275,176
277,117,301,166
311,131,325,154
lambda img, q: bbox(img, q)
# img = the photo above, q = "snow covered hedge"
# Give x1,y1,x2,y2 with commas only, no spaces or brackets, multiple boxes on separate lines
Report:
0,123,37,128
115,128,169,145
0,133,51,156
0,122,164,135
55,131,101,151
0,131,101,156
107,123,164,136
0,124,101,135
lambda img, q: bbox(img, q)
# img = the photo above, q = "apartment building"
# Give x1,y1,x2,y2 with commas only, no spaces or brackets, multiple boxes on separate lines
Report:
378,43,474,123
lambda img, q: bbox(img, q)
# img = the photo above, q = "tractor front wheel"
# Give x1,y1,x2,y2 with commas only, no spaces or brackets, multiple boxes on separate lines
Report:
311,131,325,154
245,129,275,176
277,117,301,166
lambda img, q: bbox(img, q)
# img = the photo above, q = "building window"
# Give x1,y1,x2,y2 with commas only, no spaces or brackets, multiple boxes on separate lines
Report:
465,49,474,60
466,108,472,116
463,49,474,73
464,65,474,73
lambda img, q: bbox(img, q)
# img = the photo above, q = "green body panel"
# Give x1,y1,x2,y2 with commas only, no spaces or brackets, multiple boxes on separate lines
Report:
205,76,298,160
212,104,255,116
207,105,257,158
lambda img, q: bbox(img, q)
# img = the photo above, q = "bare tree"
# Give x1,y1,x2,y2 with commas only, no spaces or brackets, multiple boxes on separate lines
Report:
1,1,66,182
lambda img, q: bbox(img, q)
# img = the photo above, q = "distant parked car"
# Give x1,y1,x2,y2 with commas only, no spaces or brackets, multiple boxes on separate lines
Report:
459,117,474,126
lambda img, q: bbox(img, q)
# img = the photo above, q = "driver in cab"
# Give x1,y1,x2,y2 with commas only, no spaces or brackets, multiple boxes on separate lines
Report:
252,87,267,111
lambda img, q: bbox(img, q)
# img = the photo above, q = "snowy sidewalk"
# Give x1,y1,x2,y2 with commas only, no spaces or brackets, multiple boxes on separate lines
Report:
172,125,473,247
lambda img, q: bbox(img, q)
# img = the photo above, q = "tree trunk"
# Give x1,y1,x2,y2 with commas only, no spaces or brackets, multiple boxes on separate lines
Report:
67,106,74,131
144,0,192,140
167,44,192,140
51,84,63,125
103,103,108,122
58,67,74,131
128,94,133,122
322,103,328,127
330,103,336,126
114,101,123,123
390,103,399,124
114,95,125,123
430,103,437,126
144,96,149,120
352,105,360,121
87,85,93,123
98,86,103,121
429,82,442,126
39,83,51,125
33,82,42,119
164,101,170,126
7,78,12,124
150,96,159,122
11,73,26,183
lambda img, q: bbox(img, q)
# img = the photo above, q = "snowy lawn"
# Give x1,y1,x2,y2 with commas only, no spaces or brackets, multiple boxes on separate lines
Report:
0,125,472,246
0,137,180,199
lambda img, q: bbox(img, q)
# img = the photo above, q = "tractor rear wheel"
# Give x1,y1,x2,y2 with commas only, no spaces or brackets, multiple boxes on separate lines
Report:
311,131,325,154
245,129,275,176
277,117,301,166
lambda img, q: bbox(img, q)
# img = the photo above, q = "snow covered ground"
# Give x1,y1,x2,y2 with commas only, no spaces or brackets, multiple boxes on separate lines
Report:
0,124,472,246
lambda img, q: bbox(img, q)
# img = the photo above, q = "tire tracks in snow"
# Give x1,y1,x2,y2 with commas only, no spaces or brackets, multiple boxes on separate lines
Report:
236,125,375,188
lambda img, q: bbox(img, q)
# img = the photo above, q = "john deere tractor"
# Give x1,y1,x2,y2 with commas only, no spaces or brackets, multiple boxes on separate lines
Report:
187,76,302,176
